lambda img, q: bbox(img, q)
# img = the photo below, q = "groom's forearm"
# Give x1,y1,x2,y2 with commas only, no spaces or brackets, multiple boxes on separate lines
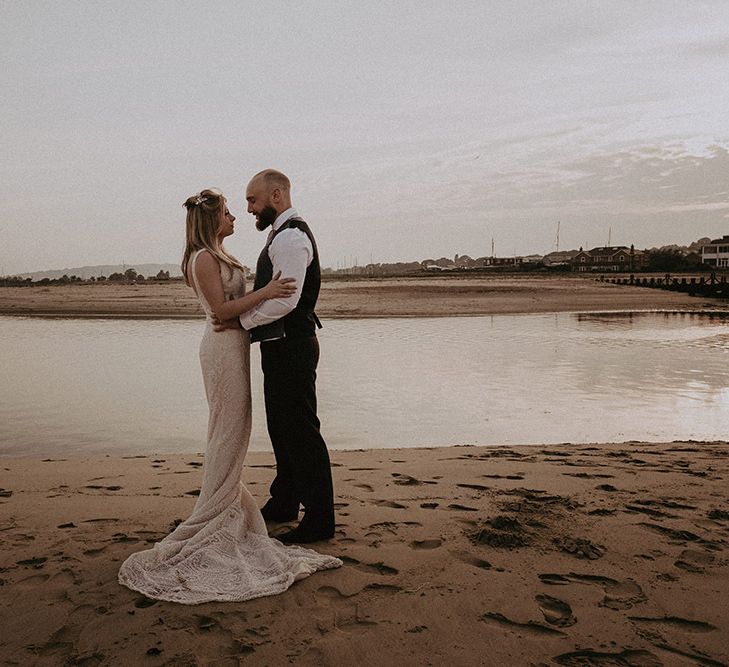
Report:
239,292,301,329
240,239,309,330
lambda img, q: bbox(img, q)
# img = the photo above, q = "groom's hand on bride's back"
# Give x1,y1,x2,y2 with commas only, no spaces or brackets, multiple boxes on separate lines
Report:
211,315,243,332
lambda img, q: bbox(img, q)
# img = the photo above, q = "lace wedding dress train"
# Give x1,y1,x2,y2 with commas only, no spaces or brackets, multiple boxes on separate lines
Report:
118,250,341,604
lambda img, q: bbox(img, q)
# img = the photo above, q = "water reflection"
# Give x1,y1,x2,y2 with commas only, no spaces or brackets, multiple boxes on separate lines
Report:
0,312,727,457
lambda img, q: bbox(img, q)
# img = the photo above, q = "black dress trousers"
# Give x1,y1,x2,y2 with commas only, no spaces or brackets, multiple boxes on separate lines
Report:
260,335,334,527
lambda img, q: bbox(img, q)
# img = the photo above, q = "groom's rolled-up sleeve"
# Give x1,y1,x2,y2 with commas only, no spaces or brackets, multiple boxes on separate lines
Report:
239,228,312,330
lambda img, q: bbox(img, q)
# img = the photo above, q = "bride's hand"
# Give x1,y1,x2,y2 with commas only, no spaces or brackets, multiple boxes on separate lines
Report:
211,314,242,332
264,270,296,299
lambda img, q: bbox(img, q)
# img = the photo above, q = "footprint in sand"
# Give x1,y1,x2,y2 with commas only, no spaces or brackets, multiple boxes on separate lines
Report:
539,573,646,610
134,596,158,608
368,521,422,532
639,522,720,549
0,518,16,531
83,546,107,557
587,508,616,516
562,472,614,479
196,615,217,631
628,615,716,633
16,556,47,568
481,612,566,637
453,551,493,570
624,504,675,519
448,503,479,512
370,499,408,509
112,533,139,543
339,555,398,576
353,483,374,492
554,536,606,560
316,582,402,602
363,582,402,594
315,585,356,600
456,483,490,491
410,539,442,550
391,473,436,486
674,548,715,573
480,474,525,480
553,648,661,666
13,573,50,589
535,594,576,627
637,498,697,511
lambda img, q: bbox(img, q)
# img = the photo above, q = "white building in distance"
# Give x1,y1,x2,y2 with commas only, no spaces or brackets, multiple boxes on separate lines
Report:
701,235,729,268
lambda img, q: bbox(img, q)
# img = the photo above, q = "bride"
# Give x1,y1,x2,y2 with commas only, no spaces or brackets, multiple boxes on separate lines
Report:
118,188,341,604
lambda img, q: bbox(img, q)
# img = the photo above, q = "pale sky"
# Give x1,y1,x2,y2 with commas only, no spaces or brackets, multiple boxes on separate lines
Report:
2,1,728,274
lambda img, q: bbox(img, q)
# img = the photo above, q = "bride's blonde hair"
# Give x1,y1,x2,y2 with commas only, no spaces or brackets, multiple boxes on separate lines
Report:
181,188,245,286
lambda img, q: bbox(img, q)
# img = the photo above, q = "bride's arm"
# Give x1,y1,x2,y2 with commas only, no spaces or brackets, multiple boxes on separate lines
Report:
193,251,295,321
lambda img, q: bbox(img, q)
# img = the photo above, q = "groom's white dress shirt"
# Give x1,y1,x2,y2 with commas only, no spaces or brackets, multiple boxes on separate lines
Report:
239,207,313,335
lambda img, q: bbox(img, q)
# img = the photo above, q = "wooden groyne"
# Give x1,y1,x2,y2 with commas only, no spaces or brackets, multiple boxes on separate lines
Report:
601,273,729,299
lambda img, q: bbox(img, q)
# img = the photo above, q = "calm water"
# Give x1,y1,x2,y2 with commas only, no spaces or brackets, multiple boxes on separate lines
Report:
1,312,728,457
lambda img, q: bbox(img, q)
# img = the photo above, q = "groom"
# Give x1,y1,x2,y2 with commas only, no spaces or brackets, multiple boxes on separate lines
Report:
223,169,335,544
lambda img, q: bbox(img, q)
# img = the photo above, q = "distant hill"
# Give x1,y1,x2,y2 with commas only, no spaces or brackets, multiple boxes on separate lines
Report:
16,263,183,280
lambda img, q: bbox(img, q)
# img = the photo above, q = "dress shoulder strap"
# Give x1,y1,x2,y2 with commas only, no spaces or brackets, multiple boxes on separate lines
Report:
190,248,208,295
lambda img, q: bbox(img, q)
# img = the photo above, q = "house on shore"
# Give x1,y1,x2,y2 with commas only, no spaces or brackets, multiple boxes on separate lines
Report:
701,235,729,268
543,250,579,267
572,245,646,272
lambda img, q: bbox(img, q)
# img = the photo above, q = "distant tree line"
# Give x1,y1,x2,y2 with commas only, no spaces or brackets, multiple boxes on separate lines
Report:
645,248,700,272
0,268,174,287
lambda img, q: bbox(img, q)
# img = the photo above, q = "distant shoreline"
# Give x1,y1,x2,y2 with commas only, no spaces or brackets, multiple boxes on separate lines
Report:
1,275,727,319
2,308,729,322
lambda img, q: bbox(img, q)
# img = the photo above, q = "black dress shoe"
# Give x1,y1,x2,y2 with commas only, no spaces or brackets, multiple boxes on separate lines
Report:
260,500,299,523
276,523,334,544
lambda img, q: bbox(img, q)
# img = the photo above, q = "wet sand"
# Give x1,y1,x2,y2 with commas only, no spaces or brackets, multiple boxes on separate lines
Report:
1,275,727,318
1,442,728,665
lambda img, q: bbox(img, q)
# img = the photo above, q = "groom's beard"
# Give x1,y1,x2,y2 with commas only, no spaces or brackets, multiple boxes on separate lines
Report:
255,205,278,231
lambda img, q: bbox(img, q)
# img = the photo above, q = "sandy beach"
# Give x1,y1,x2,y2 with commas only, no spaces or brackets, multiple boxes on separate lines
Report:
1,442,727,666
1,275,728,319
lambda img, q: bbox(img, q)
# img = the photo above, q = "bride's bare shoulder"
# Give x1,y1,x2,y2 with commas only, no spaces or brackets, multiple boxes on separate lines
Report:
187,249,219,286
194,249,219,270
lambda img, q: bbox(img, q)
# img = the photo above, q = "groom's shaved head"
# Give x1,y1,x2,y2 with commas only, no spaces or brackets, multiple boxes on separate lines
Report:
246,169,293,229
251,169,291,194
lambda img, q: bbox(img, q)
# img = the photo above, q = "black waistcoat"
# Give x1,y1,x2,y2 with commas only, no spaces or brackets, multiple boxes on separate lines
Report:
250,216,322,343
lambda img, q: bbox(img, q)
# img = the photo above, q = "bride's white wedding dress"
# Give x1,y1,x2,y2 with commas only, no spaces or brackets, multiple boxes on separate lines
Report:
118,249,341,604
